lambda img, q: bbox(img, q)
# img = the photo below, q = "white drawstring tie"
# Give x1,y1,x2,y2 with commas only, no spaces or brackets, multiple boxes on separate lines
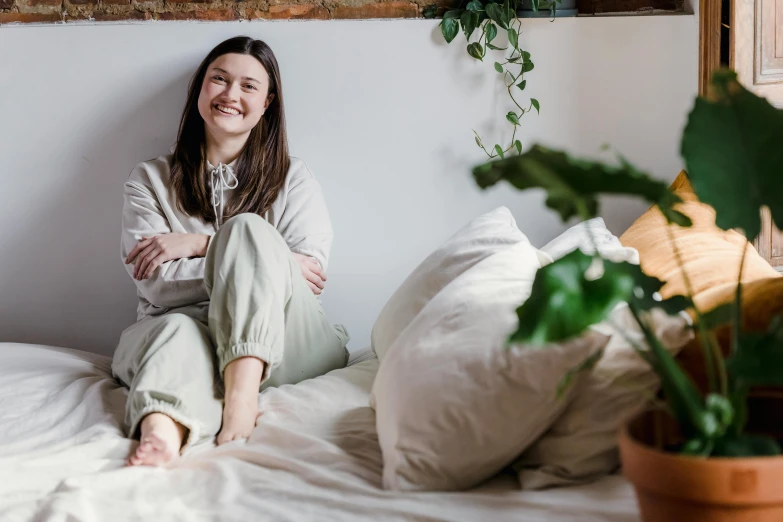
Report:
210,163,238,230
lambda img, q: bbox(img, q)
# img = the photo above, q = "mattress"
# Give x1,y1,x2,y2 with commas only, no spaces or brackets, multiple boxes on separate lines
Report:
0,342,641,522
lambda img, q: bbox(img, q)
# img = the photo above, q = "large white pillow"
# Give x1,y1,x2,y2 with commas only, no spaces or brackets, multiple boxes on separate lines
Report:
371,241,610,492
517,223,692,490
371,206,526,362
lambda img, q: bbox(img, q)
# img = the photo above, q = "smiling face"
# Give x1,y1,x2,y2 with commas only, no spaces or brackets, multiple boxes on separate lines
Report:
197,53,275,144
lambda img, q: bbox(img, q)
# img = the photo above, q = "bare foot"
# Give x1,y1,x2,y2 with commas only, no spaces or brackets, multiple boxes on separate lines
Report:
127,413,186,467
216,394,259,445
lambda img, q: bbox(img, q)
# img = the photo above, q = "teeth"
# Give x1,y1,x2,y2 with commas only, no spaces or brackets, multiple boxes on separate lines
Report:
216,104,240,115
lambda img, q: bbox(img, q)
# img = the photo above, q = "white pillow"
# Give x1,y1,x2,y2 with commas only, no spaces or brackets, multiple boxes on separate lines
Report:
517,235,692,489
541,217,640,264
371,241,610,492
371,206,526,362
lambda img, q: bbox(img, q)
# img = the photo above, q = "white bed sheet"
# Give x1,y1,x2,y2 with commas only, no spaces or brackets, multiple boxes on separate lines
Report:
0,342,641,522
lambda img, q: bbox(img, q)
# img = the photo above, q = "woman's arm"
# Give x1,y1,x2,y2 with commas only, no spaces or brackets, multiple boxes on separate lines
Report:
122,176,212,309
276,161,334,274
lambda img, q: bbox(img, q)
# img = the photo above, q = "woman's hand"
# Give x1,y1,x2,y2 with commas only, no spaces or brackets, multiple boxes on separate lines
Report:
126,233,210,280
292,253,326,295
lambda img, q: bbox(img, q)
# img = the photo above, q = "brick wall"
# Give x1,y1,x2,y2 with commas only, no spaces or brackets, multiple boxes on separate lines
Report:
0,0,432,24
0,0,683,25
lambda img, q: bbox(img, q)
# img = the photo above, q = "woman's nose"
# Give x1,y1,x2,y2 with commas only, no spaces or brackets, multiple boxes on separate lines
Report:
224,81,242,101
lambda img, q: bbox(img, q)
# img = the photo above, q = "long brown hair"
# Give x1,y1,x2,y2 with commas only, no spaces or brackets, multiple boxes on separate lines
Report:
170,36,290,225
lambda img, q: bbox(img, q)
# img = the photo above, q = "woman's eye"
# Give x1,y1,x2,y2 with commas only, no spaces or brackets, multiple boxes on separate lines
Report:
213,75,226,82
244,84,257,90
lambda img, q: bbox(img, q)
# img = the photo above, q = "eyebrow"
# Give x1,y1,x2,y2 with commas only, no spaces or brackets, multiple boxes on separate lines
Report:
211,67,261,84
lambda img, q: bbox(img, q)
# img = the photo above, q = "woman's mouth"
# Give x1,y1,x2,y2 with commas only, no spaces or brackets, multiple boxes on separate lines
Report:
214,103,241,116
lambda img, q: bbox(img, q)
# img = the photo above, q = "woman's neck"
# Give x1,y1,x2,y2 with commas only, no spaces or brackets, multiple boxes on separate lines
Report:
205,130,249,166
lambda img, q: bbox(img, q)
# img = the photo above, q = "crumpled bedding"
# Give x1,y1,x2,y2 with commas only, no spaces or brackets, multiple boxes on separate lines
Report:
0,342,640,522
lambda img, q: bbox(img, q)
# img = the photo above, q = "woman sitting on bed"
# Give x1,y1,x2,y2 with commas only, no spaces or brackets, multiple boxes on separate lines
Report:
115,36,350,467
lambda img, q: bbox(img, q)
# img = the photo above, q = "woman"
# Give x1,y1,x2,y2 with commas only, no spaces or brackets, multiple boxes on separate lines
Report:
114,36,350,467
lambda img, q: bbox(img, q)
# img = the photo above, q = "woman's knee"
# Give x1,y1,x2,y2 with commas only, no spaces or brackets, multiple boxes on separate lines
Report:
218,213,289,252
222,213,274,235
156,313,206,337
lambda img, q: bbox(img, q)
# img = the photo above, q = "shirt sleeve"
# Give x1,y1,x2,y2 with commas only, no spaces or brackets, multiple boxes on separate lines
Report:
276,163,334,273
121,176,211,309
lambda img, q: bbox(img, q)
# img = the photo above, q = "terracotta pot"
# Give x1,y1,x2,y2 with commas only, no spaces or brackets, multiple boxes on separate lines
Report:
619,409,783,522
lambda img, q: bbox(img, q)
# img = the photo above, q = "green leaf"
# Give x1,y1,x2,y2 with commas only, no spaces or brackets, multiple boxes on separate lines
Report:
521,50,531,61
473,130,484,150
443,9,462,18
713,434,782,457
508,28,519,49
422,4,438,18
460,10,480,39
529,0,540,11
467,42,485,61
472,145,688,225
705,393,734,429
441,18,459,44
522,61,535,73
556,348,604,398
697,303,734,330
681,437,714,457
486,42,507,51
531,98,540,114
466,0,483,11
485,3,507,29
508,251,689,345
494,144,505,159
506,111,520,125
651,188,693,227
514,139,522,154
517,79,527,91
726,317,783,388
494,61,503,73
486,22,498,42
681,69,783,240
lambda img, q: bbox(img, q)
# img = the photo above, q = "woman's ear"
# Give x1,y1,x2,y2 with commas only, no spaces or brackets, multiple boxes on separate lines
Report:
265,93,275,110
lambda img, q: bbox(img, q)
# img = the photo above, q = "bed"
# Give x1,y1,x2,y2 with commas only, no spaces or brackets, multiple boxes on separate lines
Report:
0,342,640,522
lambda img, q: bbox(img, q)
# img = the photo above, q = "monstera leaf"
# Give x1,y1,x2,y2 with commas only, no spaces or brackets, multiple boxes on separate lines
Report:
681,69,783,239
509,250,690,345
472,145,692,226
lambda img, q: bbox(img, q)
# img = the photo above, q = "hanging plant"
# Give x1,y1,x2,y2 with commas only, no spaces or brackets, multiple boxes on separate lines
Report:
425,0,551,159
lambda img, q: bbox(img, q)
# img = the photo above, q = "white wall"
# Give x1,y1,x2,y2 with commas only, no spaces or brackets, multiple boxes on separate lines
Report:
0,16,698,357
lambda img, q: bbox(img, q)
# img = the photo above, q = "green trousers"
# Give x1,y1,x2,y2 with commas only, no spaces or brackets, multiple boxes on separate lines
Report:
112,213,350,450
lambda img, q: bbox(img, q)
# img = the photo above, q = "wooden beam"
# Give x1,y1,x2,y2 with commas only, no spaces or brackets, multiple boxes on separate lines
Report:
699,0,723,96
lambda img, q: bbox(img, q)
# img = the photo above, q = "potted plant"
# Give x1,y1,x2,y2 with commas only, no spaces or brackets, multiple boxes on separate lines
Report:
471,69,783,520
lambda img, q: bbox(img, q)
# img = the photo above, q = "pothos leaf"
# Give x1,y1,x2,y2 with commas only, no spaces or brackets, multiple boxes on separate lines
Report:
467,42,484,61
486,22,498,42
440,18,459,43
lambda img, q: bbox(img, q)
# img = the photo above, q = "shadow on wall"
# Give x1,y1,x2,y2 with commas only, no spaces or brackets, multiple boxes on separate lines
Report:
0,71,191,357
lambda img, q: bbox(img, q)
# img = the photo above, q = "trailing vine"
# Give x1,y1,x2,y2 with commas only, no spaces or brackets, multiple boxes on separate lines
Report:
425,0,548,159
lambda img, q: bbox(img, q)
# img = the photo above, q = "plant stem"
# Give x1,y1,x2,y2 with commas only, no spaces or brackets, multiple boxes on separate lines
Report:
505,125,518,153
507,86,527,114
607,311,655,367
664,224,726,395
732,240,749,356
611,374,673,415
